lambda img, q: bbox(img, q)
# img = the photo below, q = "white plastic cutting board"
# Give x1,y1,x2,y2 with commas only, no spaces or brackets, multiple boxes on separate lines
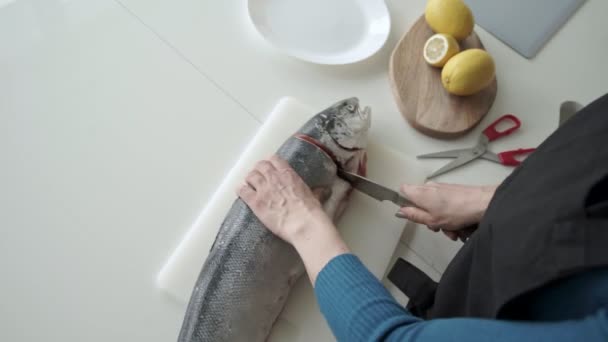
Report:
157,97,426,341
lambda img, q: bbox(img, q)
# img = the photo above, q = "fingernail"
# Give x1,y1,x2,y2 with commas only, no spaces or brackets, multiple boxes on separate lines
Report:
395,212,407,219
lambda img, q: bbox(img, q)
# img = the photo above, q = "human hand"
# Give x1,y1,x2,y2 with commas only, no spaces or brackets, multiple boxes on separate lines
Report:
237,155,335,245
396,182,496,241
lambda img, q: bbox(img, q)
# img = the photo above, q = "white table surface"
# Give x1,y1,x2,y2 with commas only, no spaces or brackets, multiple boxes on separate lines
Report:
1,0,606,341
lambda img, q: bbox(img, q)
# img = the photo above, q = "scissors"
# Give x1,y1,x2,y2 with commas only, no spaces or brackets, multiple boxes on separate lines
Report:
418,114,536,179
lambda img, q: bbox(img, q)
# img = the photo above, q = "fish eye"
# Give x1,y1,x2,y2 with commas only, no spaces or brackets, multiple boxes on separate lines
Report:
346,104,355,112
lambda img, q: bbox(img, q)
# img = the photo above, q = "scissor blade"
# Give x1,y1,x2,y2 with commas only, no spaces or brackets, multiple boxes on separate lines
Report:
337,169,414,207
480,151,501,163
427,151,479,179
417,148,473,159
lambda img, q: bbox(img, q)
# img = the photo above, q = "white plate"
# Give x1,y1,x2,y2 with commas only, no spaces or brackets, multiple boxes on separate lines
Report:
247,0,391,65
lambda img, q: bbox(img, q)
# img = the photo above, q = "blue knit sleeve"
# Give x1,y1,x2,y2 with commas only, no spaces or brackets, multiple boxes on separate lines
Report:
314,254,608,342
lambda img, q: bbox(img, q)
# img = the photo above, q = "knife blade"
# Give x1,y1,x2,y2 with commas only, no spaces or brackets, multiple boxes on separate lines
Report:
559,101,583,126
337,169,414,207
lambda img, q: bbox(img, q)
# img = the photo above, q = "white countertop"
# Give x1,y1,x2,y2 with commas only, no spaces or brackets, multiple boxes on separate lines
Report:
1,0,606,341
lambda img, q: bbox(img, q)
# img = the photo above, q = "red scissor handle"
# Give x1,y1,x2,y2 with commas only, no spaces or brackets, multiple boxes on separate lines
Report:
497,148,536,166
483,114,521,142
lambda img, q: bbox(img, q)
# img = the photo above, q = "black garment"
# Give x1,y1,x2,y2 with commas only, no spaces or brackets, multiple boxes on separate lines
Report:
389,93,608,319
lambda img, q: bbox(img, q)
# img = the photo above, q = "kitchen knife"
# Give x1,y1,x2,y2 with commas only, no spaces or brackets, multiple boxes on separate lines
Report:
559,101,583,126
338,169,414,207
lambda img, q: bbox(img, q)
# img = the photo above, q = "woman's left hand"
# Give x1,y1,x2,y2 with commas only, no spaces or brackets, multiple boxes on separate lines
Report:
237,155,334,245
238,156,349,284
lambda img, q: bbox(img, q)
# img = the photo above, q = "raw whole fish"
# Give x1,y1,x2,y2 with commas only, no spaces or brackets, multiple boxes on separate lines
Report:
178,98,371,342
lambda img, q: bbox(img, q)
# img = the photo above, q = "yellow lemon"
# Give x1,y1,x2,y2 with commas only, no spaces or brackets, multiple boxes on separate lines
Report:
423,33,460,67
425,0,474,41
441,49,495,96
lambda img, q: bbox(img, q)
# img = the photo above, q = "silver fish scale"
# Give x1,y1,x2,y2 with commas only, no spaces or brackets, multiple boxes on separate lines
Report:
178,138,341,342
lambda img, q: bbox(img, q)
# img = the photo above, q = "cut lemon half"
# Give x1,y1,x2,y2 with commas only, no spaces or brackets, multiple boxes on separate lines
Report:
423,33,460,68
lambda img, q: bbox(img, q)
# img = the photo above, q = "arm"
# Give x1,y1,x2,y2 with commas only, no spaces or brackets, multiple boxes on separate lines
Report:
290,217,348,284
316,254,608,342
238,157,608,341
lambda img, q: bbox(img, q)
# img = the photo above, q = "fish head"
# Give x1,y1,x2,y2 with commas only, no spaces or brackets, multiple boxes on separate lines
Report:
324,97,371,151
296,98,371,174
289,98,371,220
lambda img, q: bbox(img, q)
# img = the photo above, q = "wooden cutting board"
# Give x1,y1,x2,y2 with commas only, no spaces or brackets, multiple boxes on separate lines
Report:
156,98,427,341
389,16,497,139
